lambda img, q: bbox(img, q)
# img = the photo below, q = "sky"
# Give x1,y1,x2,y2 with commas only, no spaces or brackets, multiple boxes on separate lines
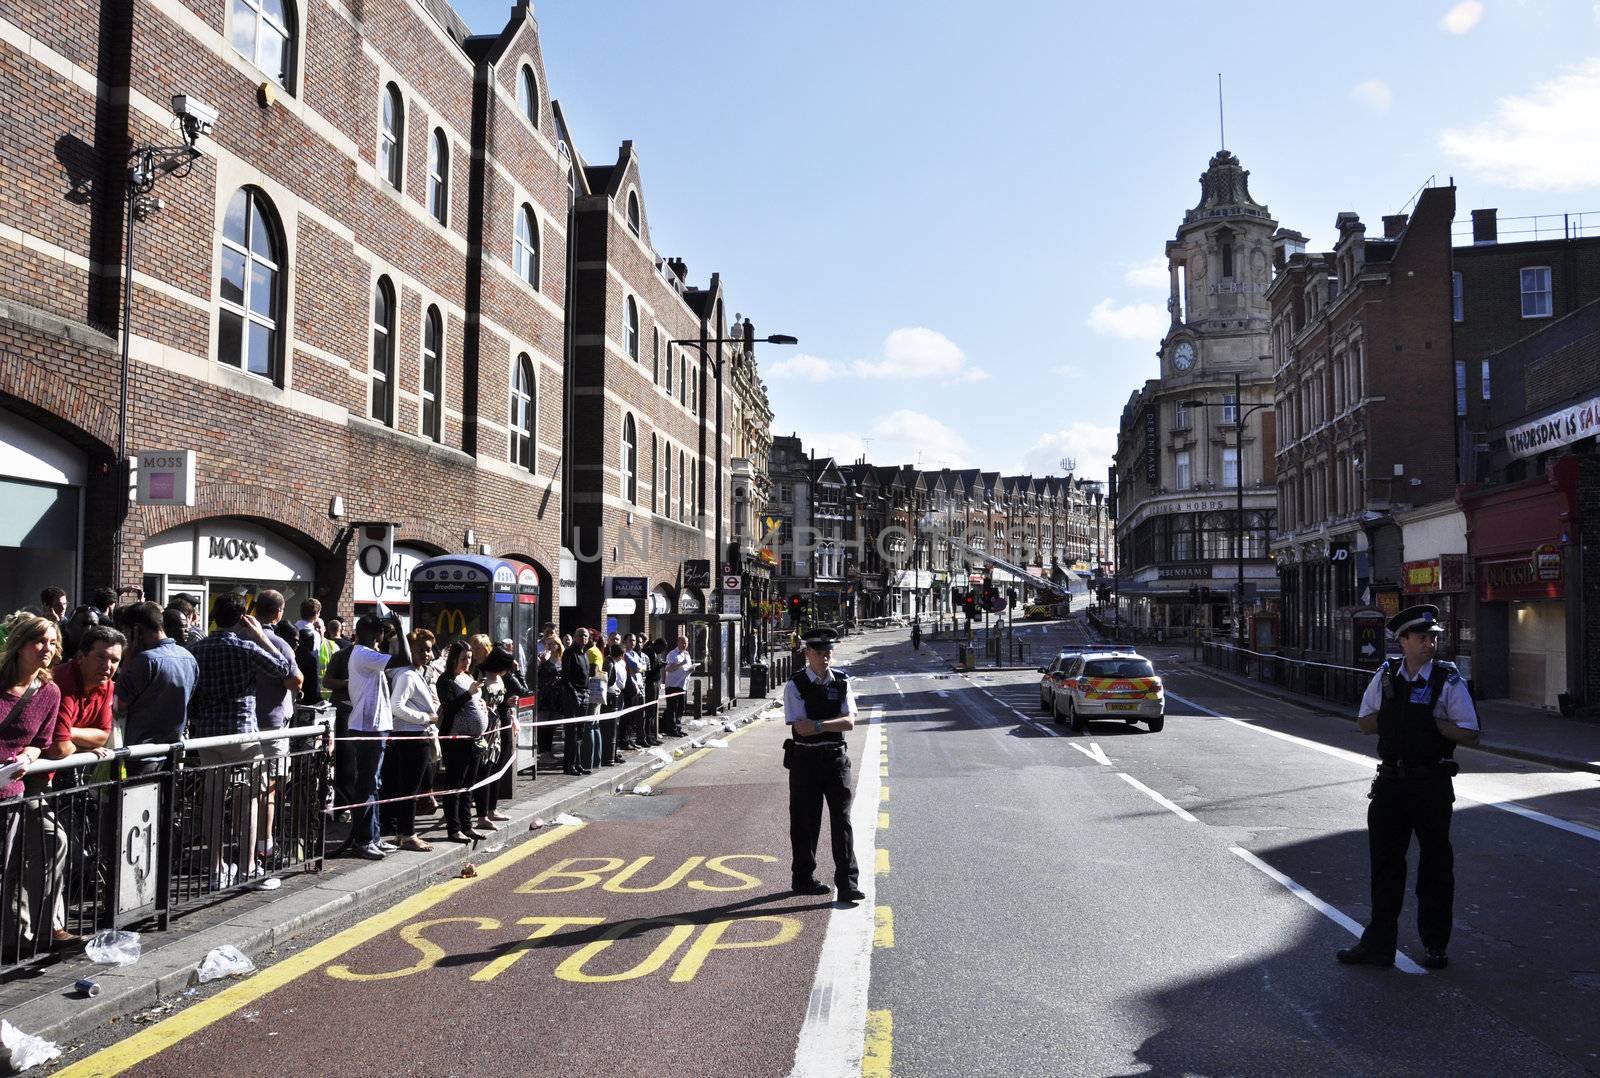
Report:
457,0,1600,482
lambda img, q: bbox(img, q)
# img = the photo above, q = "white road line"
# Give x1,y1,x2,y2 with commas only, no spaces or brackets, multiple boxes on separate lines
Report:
1070,741,1111,766
1230,846,1427,975
972,686,1062,738
1168,692,1600,845
789,707,883,1078
1117,771,1199,822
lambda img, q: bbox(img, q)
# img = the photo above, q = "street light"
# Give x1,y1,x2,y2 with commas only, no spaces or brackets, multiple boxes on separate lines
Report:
672,319,796,710
1180,370,1272,654
113,95,213,589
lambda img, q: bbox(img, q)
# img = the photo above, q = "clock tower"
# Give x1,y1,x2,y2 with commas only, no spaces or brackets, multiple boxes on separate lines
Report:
1112,147,1290,642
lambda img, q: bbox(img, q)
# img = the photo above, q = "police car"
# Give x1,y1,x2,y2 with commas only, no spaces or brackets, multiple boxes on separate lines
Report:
1037,650,1085,712
1054,651,1165,732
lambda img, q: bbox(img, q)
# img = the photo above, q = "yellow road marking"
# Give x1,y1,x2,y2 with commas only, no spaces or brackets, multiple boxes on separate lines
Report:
863,1009,893,1077
651,717,768,787
876,848,890,874
878,811,889,829
57,824,584,1078
880,785,889,803
879,767,889,777
874,906,894,949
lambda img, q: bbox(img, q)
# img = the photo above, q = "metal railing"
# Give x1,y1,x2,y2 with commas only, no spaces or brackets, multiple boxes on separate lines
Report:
2,724,328,975
1200,638,1370,707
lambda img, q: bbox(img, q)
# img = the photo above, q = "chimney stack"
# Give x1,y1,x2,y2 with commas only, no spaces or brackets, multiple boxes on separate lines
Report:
1471,208,1498,245
1382,214,1409,238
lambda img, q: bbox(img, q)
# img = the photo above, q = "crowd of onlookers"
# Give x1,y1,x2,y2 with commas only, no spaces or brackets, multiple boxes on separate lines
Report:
0,584,703,959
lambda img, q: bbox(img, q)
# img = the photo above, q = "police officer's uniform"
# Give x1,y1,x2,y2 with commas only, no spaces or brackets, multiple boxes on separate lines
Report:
783,628,863,899
1340,605,1479,968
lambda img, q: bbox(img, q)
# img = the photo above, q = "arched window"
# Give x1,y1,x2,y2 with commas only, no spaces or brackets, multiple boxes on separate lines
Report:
665,343,674,392
662,446,671,519
511,354,536,470
379,83,403,189
678,449,686,520
649,434,658,513
651,327,660,383
689,458,697,519
421,305,443,442
230,0,294,88
624,296,639,360
626,190,641,235
516,65,539,125
427,129,449,224
370,277,395,424
217,187,282,381
621,413,637,504
515,204,539,287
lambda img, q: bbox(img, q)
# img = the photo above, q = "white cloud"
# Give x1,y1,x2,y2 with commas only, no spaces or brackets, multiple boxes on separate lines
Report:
1350,78,1393,112
770,327,987,383
1439,57,1600,191
1440,0,1484,33
766,353,846,381
1085,297,1167,342
799,409,971,469
1053,363,1083,379
1019,424,1119,479
1122,256,1170,289
851,327,987,382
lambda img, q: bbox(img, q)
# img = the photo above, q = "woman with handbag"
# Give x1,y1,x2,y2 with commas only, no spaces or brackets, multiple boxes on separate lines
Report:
434,641,485,843
0,612,70,952
472,647,516,831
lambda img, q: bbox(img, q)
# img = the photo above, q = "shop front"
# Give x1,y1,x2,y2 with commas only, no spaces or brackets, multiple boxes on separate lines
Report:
1462,458,1580,709
0,406,85,615
142,518,319,629
352,544,433,633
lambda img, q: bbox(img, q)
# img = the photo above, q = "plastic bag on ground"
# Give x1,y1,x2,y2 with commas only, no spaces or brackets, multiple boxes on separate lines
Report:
196,945,256,983
705,738,729,749
85,929,141,966
1,1020,61,1072
686,719,708,729
631,784,653,795
552,812,583,826
646,747,672,769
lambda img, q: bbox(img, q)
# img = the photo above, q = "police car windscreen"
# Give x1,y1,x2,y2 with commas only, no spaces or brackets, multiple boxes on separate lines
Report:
1084,658,1155,679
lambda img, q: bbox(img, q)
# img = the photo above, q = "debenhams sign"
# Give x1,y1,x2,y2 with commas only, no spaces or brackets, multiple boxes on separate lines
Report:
1506,396,1600,460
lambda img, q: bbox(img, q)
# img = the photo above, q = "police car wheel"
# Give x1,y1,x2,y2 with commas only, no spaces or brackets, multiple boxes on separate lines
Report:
1051,696,1066,724
1146,714,1165,733
1124,717,1139,726
1039,691,1051,713
1068,701,1086,733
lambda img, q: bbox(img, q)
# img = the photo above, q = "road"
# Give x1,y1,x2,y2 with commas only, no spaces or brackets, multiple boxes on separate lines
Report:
51,620,1600,1077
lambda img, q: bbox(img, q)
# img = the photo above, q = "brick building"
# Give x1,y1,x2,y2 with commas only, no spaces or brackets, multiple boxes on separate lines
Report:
0,0,575,626
1458,297,1600,710
1270,187,1458,664
565,136,741,649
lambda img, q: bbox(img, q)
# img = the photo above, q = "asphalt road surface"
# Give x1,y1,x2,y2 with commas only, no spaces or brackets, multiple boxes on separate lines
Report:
51,620,1600,1077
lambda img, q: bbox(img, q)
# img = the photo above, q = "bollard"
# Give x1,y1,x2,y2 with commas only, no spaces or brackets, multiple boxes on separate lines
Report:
692,680,703,719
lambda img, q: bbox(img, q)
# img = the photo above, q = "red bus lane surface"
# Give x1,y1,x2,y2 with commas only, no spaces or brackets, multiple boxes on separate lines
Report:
63,718,869,1078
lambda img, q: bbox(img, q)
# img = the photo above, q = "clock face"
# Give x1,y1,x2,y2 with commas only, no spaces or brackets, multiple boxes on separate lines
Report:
1173,342,1196,372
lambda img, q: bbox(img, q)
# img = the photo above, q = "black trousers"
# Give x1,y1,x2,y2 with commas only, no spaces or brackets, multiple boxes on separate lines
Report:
1360,774,1455,955
789,746,858,889
664,688,685,735
439,737,480,836
380,729,430,838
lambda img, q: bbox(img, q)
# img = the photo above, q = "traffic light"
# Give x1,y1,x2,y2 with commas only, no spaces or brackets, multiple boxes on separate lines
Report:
788,594,806,623
960,590,978,620
982,583,998,611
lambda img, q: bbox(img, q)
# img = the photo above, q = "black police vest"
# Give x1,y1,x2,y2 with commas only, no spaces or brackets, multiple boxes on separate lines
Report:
792,669,849,745
1376,659,1457,764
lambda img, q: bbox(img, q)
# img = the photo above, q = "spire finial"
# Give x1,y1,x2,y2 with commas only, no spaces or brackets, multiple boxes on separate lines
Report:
1217,73,1226,151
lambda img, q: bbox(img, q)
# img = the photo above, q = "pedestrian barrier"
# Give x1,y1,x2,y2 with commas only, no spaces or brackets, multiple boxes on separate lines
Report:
1200,639,1372,707
1,725,329,975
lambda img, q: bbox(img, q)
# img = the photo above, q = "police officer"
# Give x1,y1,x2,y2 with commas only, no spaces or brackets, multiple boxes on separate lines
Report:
784,627,866,902
1337,604,1479,970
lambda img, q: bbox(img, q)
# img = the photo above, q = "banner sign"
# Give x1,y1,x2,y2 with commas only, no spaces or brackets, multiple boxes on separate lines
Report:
1505,396,1600,460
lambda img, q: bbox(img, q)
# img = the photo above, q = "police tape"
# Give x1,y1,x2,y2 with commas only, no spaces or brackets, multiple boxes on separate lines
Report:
323,730,523,814
330,687,693,741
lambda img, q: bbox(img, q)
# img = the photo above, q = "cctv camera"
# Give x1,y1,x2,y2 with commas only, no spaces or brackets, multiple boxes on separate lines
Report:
171,94,219,144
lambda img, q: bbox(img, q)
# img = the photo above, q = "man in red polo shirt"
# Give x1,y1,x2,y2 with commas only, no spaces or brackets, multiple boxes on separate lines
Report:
48,625,124,774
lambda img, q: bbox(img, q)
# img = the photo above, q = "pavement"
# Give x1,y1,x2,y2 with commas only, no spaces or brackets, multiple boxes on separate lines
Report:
0,687,784,1052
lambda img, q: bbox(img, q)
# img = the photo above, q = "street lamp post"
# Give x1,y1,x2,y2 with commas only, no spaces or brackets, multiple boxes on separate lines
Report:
1181,370,1272,657
672,321,796,710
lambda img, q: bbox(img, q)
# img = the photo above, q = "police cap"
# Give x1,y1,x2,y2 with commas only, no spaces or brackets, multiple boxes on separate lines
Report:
1388,604,1445,637
801,627,839,651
